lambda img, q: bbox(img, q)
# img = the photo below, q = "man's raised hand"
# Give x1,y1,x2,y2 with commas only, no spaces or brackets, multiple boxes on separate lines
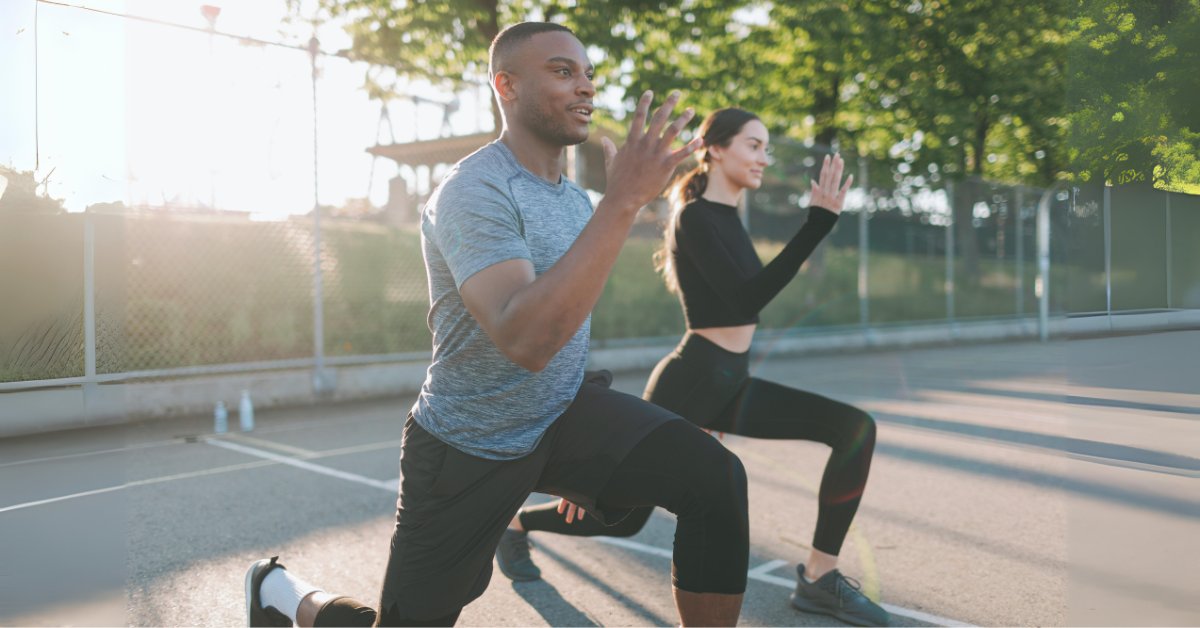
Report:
600,90,703,214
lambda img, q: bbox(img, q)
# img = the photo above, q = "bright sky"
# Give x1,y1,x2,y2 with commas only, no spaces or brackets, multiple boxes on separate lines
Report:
0,0,494,216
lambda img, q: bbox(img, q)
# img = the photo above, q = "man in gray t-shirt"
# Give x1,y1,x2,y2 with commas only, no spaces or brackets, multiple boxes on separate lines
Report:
245,22,749,628
414,139,594,460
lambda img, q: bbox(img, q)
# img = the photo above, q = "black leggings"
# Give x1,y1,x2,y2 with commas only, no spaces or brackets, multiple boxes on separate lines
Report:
521,332,876,556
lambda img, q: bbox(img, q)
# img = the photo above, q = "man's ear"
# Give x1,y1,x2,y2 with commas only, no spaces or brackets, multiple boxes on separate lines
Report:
493,71,518,103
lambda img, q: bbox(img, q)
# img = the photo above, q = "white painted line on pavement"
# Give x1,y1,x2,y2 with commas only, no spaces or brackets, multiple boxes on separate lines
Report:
205,438,394,492
596,536,673,559
0,459,277,514
0,439,400,514
879,603,977,627
0,483,126,514
578,517,976,627
0,438,185,469
204,439,975,627
221,433,316,457
746,558,789,578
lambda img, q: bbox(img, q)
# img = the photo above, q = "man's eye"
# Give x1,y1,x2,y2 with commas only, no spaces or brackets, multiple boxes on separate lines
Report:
558,68,571,76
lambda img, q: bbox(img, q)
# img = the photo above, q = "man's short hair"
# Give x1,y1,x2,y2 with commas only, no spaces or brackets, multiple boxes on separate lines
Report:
489,22,576,78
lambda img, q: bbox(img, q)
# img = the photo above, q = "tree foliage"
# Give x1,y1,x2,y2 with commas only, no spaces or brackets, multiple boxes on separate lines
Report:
1067,0,1200,191
291,0,1197,192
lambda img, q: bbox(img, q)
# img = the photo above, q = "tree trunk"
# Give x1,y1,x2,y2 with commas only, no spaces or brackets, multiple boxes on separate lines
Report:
477,0,503,136
953,112,989,280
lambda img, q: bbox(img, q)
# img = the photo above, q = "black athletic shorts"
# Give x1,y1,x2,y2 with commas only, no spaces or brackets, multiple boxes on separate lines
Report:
375,371,681,620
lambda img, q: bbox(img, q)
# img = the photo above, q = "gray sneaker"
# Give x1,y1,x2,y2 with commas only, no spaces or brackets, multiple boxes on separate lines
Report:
790,564,889,627
495,528,542,582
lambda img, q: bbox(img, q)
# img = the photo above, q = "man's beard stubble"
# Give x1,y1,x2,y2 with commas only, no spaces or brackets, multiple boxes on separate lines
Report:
523,99,588,147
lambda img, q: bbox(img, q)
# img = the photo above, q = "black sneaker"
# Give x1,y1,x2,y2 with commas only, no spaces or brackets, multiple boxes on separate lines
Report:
495,528,542,582
790,564,890,627
245,556,293,627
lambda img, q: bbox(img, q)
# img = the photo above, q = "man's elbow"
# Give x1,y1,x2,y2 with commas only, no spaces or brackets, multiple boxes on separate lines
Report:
502,343,553,373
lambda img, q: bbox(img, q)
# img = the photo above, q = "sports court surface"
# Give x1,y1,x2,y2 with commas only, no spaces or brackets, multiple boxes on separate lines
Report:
2,331,1197,626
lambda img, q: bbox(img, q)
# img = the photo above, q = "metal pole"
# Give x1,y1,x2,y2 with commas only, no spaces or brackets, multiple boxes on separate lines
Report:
1015,186,1025,318
309,36,329,395
83,214,97,377
1165,191,1172,309
858,156,869,330
945,180,956,324
1103,185,1112,329
1035,185,1055,342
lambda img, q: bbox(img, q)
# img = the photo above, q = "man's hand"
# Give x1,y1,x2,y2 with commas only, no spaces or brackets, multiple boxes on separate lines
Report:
599,90,702,214
557,498,586,524
809,153,854,215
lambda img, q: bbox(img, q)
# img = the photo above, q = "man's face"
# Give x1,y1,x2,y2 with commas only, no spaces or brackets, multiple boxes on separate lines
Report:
505,31,596,147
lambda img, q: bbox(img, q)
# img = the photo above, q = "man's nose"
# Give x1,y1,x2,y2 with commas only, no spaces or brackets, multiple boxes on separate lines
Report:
577,76,596,97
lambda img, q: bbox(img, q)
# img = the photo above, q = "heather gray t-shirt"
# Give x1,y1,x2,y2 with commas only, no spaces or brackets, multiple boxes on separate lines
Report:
411,141,594,460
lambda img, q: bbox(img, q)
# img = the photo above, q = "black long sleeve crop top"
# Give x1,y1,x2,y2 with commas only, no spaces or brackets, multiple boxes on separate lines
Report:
671,197,839,329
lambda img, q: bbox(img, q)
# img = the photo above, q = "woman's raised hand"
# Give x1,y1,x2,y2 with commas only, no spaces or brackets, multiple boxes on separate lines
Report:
809,153,854,214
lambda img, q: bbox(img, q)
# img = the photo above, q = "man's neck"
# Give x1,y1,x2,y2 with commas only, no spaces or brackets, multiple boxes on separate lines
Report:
499,127,565,183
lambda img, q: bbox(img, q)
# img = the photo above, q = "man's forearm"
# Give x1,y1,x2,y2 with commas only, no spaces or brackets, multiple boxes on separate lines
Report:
495,199,639,370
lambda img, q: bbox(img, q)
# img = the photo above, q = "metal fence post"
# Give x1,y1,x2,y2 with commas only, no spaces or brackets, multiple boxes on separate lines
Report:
1015,186,1025,318
945,180,956,324
1103,185,1112,329
858,156,869,332
1036,186,1053,342
83,212,97,417
1165,190,1172,309
309,36,330,395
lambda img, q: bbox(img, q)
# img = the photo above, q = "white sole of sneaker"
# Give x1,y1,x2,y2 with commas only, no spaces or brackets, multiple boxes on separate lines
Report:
245,559,269,626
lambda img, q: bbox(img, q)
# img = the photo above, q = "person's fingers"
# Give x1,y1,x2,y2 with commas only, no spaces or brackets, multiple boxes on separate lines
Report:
669,136,704,164
646,90,681,141
820,154,832,190
832,154,845,190
659,107,694,148
557,499,567,514
838,174,855,204
627,91,653,141
601,136,617,170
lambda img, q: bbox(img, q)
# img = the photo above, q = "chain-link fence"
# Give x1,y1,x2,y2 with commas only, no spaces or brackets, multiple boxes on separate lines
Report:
6,173,1198,387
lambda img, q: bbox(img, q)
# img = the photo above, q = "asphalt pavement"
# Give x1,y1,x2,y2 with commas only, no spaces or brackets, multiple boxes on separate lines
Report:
2,330,1197,626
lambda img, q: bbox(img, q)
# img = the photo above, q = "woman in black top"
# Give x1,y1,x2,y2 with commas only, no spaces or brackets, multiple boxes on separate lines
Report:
501,109,888,626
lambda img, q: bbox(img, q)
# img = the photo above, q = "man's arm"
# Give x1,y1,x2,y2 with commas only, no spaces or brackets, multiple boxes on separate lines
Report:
460,91,700,372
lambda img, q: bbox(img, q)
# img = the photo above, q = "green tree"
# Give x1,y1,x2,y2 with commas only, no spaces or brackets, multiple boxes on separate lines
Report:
1068,0,1200,192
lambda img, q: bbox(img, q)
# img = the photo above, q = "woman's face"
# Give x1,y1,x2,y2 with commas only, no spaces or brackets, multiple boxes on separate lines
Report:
709,119,770,191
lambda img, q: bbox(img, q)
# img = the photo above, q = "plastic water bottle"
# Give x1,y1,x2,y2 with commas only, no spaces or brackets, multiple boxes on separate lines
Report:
214,401,228,434
239,390,255,432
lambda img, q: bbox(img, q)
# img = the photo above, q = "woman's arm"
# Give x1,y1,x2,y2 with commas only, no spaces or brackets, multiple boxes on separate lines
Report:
678,207,838,318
